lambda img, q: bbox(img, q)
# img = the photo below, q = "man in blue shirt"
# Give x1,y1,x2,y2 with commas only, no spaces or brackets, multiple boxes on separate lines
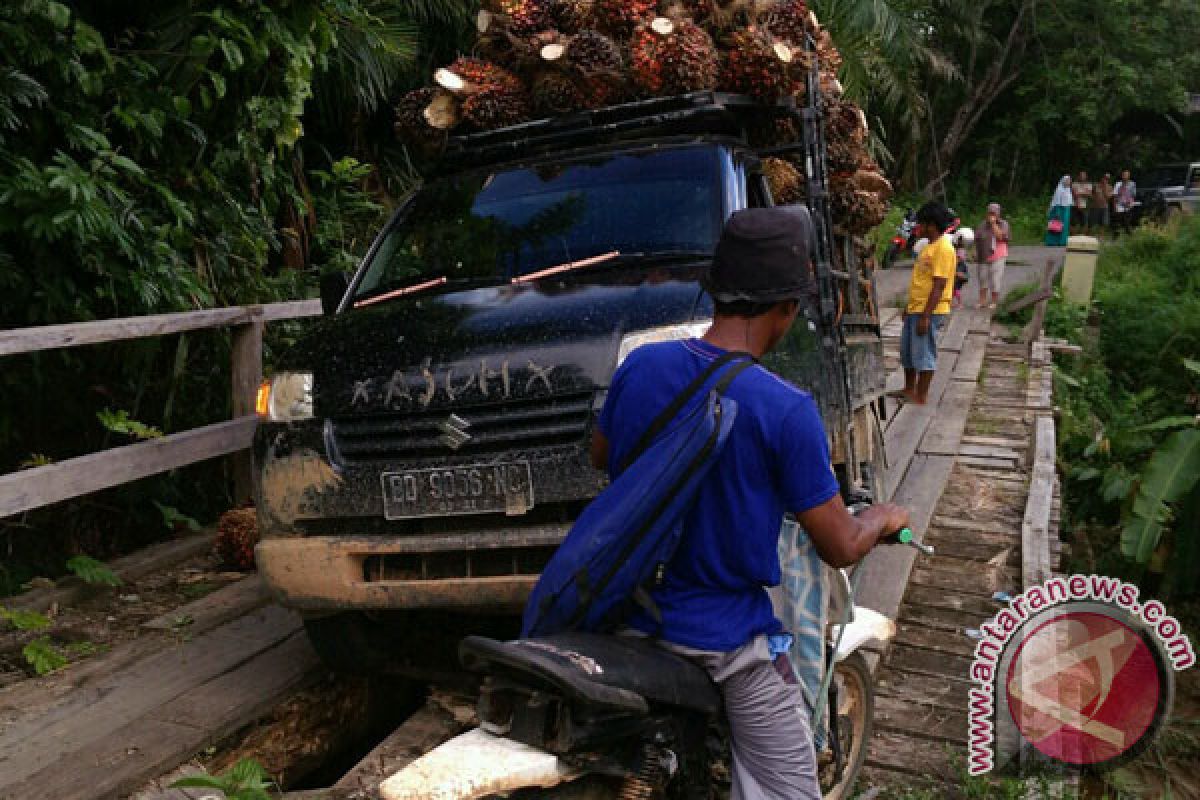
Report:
592,208,909,799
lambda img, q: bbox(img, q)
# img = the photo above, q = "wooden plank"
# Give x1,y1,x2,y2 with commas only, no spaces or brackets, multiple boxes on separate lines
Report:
884,643,974,681
958,444,1022,460
0,301,320,357
142,576,267,632
917,380,974,456
875,666,972,711
940,312,971,353
5,632,317,800
910,564,1019,597
0,605,301,786
894,622,979,658
0,416,257,519
879,307,901,329
873,693,968,744
10,532,213,612
865,730,958,780
904,585,1007,618
1022,415,1057,588
952,334,988,382
961,435,1027,448
957,454,1020,470
857,454,955,622
968,308,992,333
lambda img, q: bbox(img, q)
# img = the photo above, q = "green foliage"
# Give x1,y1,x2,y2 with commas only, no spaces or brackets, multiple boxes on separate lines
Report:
96,409,162,440
1121,428,1200,563
153,501,202,532
22,637,67,675
0,605,52,631
1054,216,1200,597
171,758,276,800
65,555,122,587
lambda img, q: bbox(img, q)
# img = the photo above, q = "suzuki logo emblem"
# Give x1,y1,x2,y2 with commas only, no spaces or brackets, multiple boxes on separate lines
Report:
437,414,472,450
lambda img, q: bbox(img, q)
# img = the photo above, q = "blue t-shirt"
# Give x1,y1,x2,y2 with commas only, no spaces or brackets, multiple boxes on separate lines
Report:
597,338,840,652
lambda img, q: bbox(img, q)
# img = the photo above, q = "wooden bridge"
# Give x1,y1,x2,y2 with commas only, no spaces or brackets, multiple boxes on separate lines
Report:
0,289,1067,798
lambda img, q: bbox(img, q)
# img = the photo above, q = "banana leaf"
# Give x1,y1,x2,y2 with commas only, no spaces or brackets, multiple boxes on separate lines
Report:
1121,428,1200,563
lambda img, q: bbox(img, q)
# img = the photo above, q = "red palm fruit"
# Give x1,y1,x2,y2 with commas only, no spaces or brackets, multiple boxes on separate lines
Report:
531,72,587,114
482,0,553,35
765,0,812,45
763,157,805,204
593,0,657,37
629,17,720,95
436,56,524,95
549,0,596,33
394,87,448,152
215,508,259,571
719,26,796,100
461,87,532,130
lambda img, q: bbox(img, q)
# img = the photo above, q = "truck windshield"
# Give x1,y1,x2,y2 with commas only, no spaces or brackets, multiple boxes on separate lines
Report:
352,146,724,303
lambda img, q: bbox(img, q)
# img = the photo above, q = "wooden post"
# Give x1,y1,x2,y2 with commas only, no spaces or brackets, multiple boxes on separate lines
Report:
1021,258,1062,345
230,309,264,504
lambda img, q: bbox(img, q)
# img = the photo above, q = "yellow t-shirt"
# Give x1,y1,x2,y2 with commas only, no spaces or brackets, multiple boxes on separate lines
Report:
907,235,956,315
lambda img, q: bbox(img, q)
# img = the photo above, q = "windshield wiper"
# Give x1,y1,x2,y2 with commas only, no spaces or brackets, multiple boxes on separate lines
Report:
353,275,505,308
511,249,711,285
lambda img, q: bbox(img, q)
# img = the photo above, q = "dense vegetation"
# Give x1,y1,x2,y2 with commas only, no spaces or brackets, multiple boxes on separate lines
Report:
1001,217,1200,602
0,0,1197,591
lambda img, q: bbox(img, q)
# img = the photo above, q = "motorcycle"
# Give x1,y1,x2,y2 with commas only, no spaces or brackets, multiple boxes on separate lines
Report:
881,208,917,268
379,528,933,800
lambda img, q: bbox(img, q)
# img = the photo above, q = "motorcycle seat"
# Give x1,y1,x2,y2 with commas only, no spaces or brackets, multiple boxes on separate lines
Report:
460,632,721,715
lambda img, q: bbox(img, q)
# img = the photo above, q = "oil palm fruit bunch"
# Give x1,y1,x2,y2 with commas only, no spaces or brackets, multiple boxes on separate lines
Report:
763,157,805,204
215,508,259,571
826,137,860,174
719,26,796,100
746,115,799,147
765,0,813,45
565,29,626,106
481,0,553,35
630,16,720,96
461,88,532,130
593,0,658,36
434,57,530,131
549,0,596,33
531,71,588,114
394,87,448,153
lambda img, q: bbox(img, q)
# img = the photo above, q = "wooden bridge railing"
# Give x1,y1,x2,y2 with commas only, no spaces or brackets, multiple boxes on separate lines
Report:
0,299,322,519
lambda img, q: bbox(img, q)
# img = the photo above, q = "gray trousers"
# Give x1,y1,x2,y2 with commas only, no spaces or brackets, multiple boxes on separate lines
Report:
659,635,822,800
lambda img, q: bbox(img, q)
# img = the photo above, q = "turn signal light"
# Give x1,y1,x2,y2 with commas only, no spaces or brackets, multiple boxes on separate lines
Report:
255,380,271,417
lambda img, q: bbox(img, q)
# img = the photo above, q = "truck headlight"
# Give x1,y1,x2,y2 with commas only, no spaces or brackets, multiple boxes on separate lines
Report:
617,320,712,367
256,372,314,421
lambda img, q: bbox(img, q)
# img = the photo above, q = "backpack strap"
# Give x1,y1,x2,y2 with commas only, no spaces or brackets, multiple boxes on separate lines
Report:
616,350,756,474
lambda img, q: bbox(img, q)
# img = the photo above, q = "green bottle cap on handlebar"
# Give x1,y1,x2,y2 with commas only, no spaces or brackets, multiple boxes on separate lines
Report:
897,528,914,544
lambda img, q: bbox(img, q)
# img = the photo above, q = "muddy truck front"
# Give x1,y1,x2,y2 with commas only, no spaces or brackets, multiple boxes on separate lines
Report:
250,140,819,671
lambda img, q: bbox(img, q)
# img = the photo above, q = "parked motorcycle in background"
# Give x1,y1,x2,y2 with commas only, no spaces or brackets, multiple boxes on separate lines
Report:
881,208,917,268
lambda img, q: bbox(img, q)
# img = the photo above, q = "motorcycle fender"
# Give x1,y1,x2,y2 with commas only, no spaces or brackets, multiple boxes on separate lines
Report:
832,606,895,663
379,727,578,800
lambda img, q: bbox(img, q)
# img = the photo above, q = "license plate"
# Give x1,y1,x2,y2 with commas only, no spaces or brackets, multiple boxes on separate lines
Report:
381,462,534,520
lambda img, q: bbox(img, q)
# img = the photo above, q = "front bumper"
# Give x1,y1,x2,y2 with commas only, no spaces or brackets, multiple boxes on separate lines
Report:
256,525,568,612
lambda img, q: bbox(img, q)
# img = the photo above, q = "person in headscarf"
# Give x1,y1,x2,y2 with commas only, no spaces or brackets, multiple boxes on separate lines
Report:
1046,176,1073,246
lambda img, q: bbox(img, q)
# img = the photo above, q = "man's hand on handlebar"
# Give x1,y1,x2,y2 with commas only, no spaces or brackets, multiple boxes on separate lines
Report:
797,497,913,568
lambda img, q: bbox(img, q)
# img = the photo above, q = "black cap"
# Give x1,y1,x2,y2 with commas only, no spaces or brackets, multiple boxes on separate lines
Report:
702,207,815,303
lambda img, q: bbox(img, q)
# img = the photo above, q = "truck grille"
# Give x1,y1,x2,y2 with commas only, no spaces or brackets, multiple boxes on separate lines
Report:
331,392,594,463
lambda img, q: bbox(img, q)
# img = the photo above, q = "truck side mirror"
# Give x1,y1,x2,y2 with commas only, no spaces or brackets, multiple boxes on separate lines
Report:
319,273,349,316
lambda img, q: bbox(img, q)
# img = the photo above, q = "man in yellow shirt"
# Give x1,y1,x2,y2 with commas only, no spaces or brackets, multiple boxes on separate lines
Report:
900,202,955,404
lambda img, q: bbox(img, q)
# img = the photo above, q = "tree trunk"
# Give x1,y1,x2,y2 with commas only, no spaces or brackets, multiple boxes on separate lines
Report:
922,0,1036,196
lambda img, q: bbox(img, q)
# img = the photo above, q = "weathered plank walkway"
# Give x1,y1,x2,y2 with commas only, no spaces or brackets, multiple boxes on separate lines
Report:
858,324,1064,793
0,577,321,800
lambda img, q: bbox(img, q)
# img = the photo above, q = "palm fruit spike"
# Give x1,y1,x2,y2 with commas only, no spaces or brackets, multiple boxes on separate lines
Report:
531,72,587,115
435,57,524,96
763,157,805,204
215,508,259,571
765,0,812,45
592,0,657,37
564,29,625,106
394,87,447,151
549,0,595,33
719,26,795,100
461,87,531,130
629,16,720,96
481,0,552,35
